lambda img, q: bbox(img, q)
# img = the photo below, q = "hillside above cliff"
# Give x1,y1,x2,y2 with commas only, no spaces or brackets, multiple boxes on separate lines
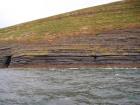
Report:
0,0,140,43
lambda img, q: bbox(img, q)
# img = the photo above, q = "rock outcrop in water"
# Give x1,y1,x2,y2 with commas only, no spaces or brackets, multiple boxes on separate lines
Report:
0,0,140,68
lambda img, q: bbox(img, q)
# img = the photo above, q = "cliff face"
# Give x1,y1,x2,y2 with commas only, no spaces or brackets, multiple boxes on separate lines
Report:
0,28,139,68
0,0,140,68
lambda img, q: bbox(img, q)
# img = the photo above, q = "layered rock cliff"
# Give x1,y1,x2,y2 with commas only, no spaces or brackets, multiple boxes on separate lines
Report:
0,0,140,68
0,28,139,68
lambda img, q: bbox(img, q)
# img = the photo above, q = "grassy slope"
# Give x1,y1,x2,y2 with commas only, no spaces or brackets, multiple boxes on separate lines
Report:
0,0,140,43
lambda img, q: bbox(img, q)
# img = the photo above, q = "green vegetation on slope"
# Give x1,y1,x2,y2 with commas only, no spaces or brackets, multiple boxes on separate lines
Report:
0,0,140,42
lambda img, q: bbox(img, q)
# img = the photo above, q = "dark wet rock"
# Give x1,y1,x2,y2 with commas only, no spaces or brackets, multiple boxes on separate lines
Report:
9,55,140,68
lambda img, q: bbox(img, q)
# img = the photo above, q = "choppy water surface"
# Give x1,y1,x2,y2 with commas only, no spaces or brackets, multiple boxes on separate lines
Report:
0,68,140,105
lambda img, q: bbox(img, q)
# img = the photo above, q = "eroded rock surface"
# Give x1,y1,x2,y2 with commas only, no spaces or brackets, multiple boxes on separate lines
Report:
0,29,139,68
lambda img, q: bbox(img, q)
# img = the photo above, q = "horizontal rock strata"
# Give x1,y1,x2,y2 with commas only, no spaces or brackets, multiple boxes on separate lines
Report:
10,55,140,67
0,28,140,68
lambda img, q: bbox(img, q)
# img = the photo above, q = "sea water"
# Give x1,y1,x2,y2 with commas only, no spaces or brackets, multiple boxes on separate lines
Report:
0,68,140,105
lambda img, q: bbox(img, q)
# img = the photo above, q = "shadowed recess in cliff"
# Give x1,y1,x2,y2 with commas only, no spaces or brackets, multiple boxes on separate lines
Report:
4,56,12,67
